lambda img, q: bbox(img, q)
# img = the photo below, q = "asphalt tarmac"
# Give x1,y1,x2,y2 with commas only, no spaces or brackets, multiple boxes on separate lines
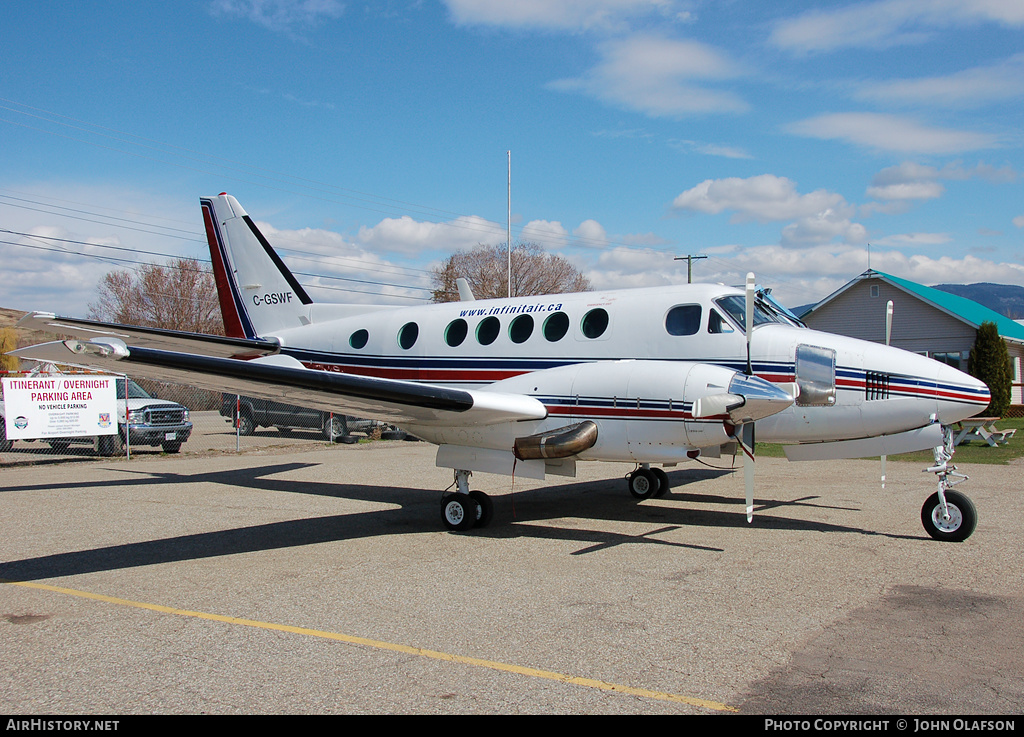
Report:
1,441,1021,715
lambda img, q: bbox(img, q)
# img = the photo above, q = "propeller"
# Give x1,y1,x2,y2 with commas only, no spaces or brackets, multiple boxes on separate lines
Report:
881,300,893,488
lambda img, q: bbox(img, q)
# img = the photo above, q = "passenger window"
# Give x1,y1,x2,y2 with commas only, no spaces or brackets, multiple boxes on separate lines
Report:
581,308,609,339
665,305,701,336
707,309,733,334
349,329,369,349
398,322,419,350
477,316,500,345
543,311,570,342
445,318,468,347
509,314,534,344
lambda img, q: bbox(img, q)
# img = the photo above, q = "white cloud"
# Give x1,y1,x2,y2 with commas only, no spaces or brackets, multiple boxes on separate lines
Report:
865,161,1018,206
519,219,569,248
443,0,687,32
770,0,1024,54
548,35,748,117
672,174,852,223
572,219,608,245
209,0,345,34
855,54,1024,109
356,215,505,255
1014,215,1024,228
786,113,999,154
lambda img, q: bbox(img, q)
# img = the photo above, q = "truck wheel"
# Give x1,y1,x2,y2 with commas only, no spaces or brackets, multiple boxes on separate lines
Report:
98,432,124,457
237,412,256,436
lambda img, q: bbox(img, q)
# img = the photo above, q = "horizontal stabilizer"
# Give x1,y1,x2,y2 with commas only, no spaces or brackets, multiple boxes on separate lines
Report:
17,312,279,359
783,424,944,461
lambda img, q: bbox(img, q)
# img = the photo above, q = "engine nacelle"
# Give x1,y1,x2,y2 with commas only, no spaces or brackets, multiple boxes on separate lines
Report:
486,360,759,462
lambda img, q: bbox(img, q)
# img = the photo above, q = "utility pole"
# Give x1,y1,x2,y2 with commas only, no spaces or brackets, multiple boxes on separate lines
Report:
674,254,707,284
507,151,512,298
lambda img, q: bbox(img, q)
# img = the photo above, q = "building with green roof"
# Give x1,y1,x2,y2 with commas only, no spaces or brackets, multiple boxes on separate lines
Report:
803,270,1023,410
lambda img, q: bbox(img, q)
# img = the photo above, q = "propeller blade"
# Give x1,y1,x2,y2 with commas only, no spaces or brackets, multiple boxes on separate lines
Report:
745,273,755,376
740,422,755,523
882,300,893,488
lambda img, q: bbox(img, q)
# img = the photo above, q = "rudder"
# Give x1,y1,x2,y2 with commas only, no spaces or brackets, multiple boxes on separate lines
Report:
201,194,313,339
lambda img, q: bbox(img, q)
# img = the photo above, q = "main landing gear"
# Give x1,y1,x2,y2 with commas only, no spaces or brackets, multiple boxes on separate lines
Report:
441,470,494,531
626,464,670,500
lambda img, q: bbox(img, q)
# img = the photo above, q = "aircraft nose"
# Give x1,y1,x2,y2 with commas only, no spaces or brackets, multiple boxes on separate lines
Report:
934,362,990,423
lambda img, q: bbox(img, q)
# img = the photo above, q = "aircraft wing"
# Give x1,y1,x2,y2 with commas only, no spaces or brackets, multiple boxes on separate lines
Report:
10,337,547,427
16,312,279,359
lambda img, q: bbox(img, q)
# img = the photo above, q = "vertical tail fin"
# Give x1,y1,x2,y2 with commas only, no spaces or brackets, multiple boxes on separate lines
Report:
201,194,313,339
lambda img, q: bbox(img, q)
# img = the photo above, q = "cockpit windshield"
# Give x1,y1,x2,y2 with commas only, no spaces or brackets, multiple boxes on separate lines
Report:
714,293,801,333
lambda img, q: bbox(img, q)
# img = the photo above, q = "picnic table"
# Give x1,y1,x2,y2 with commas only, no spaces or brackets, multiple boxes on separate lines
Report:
952,417,1017,447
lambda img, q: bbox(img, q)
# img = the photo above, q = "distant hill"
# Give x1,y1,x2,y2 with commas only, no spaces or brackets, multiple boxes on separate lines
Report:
932,283,1024,320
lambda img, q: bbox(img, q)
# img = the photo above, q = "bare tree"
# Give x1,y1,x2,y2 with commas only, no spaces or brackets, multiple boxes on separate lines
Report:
89,258,225,335
431,242,590,303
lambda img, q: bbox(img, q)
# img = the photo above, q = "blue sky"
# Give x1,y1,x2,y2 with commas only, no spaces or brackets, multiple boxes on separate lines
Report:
2,0,1022,316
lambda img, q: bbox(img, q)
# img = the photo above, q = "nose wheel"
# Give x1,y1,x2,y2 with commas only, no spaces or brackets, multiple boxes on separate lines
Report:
920,426,977,542
921,489,976,542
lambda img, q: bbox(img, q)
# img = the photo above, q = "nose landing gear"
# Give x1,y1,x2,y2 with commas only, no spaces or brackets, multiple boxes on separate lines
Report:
921,426,977,542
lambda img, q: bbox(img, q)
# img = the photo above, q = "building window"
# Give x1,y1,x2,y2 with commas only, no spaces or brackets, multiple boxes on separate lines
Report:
870,284,880,298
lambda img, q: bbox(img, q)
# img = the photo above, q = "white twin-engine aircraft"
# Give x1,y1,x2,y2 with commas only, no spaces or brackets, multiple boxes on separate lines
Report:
14,194,991,541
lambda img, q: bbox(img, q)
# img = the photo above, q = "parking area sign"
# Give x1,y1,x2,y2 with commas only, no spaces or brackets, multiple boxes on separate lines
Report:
2,375,118,439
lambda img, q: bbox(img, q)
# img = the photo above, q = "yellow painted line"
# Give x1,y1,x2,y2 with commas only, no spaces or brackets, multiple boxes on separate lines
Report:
3,578,737,712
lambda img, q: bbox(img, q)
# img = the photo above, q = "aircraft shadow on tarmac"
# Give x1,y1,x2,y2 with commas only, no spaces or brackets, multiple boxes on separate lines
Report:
0,462,918,583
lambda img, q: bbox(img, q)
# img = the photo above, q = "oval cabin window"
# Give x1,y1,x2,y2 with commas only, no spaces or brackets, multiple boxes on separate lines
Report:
349,329,369,349
581,308,609,339
445,318,468,347
477,316,500,345
398,322,419,350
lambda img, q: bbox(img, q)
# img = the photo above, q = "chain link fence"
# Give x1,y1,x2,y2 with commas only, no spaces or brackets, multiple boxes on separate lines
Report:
1,367,410,466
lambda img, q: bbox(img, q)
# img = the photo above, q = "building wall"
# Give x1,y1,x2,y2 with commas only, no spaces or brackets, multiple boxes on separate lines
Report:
806,279,976,354
807,276,1024,411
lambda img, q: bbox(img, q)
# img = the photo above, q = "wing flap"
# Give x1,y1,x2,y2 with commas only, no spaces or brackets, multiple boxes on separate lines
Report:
10,339,547,427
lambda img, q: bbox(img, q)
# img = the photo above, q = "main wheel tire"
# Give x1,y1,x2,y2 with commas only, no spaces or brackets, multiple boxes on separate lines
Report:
440,493,480,532
921,490,977,542
651,467,670,497
469,490,494,528
627,468,660,500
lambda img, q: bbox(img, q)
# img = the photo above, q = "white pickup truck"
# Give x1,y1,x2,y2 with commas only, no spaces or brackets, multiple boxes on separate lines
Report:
1,377,192,455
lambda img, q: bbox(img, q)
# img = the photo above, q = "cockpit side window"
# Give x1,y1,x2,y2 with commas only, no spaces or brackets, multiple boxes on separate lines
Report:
707,309,734,334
